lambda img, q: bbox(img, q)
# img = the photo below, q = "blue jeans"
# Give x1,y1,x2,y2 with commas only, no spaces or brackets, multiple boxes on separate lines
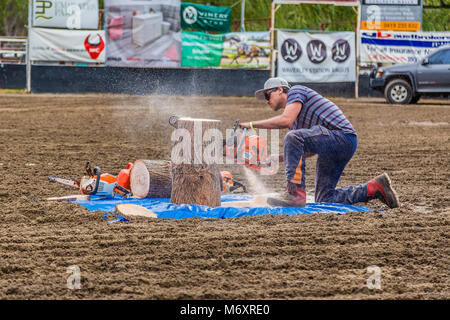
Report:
284,125,367,204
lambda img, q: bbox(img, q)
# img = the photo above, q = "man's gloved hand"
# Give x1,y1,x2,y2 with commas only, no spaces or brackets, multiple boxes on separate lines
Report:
239,122,251,129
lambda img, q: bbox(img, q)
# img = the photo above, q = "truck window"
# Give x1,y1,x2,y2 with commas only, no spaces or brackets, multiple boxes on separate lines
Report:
428,49,450,64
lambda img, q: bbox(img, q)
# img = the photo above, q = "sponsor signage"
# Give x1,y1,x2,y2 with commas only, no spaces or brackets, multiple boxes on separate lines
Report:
29,27,105,62
181,30,225,67
221,32,270,69
360,30,450,64
361,0,423,31
182,31,270,69
273,0,358,4
277,31,355,82
181,2,231,33
104,0,181,68
32,0,99,29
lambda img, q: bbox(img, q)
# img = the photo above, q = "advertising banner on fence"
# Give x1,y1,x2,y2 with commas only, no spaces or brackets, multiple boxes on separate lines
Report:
32,0,99,29
360,30,450,64
105,0,181,68
181,31,270,69
361,0,423,31
181,30,224,67
181,2,231,33
277,31,355,83
220,32,270,69
29,27,105,63
273,0,358,4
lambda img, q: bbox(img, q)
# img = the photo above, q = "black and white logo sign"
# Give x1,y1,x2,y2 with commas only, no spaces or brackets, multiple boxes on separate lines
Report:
307,40,327,64
281,38,302,63
183,6,198,24
332,39,350,63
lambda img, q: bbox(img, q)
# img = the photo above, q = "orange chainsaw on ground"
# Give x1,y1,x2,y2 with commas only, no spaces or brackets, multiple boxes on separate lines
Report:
48,162,133,198
220,171,247,193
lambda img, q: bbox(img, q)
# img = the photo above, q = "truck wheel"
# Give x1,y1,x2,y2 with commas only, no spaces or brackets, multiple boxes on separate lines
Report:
410,94,421,104
384,79,413,104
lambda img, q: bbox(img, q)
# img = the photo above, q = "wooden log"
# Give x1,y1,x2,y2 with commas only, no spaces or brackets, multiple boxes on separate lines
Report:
130,159,172,198
170,117,222,207
115,204,158,219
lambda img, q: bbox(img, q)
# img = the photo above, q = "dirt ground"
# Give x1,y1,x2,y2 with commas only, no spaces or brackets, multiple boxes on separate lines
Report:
0,92,448,300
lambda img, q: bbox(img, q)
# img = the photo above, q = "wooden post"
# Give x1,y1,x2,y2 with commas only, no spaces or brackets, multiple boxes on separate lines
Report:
130,160,172,198
26,0,32,93
170,117,222,207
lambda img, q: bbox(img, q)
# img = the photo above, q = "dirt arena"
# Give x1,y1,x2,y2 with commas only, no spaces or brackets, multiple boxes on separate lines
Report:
0,92,448,300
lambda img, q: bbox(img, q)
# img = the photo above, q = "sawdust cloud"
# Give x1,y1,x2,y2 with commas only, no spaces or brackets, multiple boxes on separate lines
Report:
110,75,217,143
242,166,271,195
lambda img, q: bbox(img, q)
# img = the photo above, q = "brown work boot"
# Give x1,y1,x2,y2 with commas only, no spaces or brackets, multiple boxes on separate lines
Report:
367,173,400,208
267,183,306,207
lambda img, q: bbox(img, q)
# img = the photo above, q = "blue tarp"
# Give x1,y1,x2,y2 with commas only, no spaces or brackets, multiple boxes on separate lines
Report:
74,194,373,220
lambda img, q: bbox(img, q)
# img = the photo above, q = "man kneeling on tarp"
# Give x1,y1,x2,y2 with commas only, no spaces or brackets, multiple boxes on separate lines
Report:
239,77,399,208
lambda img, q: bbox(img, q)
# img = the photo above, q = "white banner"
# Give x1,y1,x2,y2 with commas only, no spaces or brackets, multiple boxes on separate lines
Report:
360,30,450,64
277,31,355,83
30,28,105,63
33,0,99,29
105,0,181,68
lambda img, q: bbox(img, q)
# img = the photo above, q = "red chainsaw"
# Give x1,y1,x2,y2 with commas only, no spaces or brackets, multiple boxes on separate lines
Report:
48,161,132,198
220,171,247,193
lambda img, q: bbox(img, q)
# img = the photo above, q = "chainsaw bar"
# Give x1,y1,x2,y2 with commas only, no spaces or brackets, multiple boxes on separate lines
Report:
48,176,80,189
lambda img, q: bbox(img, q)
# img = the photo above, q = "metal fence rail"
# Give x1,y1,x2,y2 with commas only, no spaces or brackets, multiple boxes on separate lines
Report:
0,37,27,64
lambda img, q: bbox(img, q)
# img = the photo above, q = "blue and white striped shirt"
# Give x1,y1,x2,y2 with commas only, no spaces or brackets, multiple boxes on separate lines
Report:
286,85,356,135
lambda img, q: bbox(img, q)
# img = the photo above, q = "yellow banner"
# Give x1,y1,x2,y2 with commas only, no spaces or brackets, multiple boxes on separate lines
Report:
361,21,421,32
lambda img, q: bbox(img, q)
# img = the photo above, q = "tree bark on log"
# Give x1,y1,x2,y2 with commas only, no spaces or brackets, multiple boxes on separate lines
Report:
130,159,172,198
170,117,222,207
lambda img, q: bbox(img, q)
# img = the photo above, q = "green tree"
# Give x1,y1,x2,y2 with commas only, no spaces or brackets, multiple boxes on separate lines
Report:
0,0,28,36
191,0,449,32
0,0,448,36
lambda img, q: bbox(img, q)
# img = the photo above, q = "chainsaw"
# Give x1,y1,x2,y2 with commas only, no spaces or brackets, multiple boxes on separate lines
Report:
220,171,247,193
225,120,278,175
48,161,131,198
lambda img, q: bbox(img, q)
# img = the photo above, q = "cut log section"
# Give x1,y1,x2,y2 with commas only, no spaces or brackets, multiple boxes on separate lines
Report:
130,160,172,198
170,117,222,207
115,204,158,219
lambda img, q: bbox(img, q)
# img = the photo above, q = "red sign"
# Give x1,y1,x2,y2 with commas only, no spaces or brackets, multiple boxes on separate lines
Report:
84,34,105,60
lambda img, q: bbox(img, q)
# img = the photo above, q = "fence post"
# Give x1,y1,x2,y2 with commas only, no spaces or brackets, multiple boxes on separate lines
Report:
26,0,32,93
240,0,245,32
355,1,361,99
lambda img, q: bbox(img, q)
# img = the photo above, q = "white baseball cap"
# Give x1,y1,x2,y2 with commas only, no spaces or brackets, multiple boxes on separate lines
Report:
255,77,291,100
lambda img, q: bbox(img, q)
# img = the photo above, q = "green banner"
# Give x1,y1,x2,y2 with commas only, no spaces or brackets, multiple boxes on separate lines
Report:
181,2,231,33
181,31,225,67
